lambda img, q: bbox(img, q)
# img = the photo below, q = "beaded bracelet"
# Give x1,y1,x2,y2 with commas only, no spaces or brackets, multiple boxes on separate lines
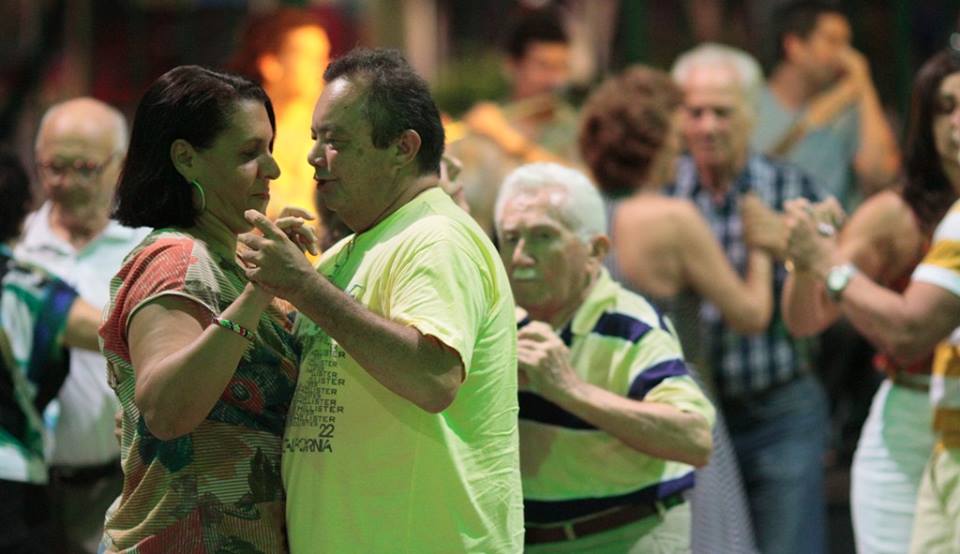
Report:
214,318,256,342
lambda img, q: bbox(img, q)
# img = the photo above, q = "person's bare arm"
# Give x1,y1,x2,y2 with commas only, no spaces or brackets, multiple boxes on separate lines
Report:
519,322,712,467
240,211,464,413
679,203,774,334
63,299,102,351
129,283,272,440
843,49,901,195
839,276,960,362
782,193,899,336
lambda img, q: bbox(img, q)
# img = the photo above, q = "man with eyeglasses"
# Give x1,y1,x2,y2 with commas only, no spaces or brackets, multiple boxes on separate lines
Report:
16,97,149,554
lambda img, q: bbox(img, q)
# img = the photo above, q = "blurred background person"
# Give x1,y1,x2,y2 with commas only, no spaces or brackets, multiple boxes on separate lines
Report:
495,162,714,552
756,1,900,208
100,65,299,552
450,7,577,237
781,160,960,554
670,44,827,554
231,8,331,224
755,1,904,480
579,64,765,554
16,97,148,554
782,47,960,554
0,151,101,554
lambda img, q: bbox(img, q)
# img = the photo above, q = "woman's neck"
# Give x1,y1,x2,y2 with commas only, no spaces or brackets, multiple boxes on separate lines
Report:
183,213,238,260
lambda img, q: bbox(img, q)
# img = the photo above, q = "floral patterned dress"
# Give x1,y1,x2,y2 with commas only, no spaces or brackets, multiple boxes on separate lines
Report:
99,230,299,553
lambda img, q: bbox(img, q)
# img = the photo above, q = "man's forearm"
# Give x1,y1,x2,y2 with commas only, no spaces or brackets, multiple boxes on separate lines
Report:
854,82,900,194
291,272,463,413
552,381,712,467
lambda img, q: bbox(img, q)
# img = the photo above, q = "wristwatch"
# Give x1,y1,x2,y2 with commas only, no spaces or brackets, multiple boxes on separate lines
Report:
825,263,858,303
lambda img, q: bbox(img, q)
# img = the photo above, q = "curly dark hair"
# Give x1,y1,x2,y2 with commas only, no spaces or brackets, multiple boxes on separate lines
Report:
0,151,32,243
324,48,444,175
114,65,275,229
903,49,960,234
578,66,682,197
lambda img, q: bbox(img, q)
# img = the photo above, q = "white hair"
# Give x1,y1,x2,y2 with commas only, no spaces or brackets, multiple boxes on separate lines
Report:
671,42,764,108
35,97,129,153
494,162,606,243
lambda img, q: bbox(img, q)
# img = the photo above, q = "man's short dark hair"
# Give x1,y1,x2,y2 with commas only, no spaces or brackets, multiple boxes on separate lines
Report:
114,65,276,229
0,152,33,243
324,48,444,175
505,9,568,61
774,1,846,63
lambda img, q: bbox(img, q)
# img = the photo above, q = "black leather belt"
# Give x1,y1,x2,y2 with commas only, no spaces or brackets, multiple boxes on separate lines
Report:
525,493,686,545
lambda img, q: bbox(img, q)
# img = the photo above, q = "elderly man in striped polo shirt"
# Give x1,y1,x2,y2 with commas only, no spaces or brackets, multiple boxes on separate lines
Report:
494,162,715,552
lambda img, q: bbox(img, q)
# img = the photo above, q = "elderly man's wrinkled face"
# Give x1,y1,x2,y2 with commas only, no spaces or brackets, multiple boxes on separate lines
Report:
498,187,594,318
35,110,123,213
681,65,751,173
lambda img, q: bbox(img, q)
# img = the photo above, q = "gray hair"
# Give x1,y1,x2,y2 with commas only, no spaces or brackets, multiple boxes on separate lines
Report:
494,162,607,243
671,43,764,109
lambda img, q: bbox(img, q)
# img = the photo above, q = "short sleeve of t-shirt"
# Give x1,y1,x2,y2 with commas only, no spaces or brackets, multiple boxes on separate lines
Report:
625,326,716,428
913,199,960,298
101,235,223,358
383,232,489,373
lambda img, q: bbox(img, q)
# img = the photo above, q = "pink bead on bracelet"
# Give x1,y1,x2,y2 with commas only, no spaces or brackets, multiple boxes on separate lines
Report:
214,318,256,342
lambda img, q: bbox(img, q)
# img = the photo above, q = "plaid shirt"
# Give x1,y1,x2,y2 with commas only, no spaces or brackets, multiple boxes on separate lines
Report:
666,153,822,399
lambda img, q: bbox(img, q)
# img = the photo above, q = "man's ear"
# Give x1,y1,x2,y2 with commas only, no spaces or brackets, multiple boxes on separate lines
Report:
394,129,422,168
170,139,197,180
589,234,610,263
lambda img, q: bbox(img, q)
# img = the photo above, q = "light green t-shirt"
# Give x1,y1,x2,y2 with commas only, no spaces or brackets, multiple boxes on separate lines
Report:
283,187,523,553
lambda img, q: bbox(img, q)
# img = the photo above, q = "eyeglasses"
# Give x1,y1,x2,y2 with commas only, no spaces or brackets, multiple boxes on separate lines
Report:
36,152,119,183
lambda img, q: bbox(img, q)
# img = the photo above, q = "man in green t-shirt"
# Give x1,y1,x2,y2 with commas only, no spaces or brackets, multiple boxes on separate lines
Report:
240,48,523,554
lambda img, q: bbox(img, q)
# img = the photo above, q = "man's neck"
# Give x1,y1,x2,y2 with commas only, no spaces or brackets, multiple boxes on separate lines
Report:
768,64,817,109
695,157,746,200
527,270,601,330
353,174,439,234
48,203,110,250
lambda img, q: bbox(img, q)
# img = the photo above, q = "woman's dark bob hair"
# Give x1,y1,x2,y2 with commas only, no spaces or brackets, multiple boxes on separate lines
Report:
114,65,275,228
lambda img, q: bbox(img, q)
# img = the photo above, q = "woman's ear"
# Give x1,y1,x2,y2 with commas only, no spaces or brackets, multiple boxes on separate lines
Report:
170,139,197,180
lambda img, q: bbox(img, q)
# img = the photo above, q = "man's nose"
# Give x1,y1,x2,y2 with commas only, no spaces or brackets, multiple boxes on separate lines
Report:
308,145,325,168
699,111,720,132
512,238,534,265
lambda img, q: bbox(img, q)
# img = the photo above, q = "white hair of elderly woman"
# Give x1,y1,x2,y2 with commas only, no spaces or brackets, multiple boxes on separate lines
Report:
494,162,607,244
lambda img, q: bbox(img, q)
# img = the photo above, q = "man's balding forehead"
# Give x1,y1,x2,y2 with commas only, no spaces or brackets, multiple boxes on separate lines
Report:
36,97,129,152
